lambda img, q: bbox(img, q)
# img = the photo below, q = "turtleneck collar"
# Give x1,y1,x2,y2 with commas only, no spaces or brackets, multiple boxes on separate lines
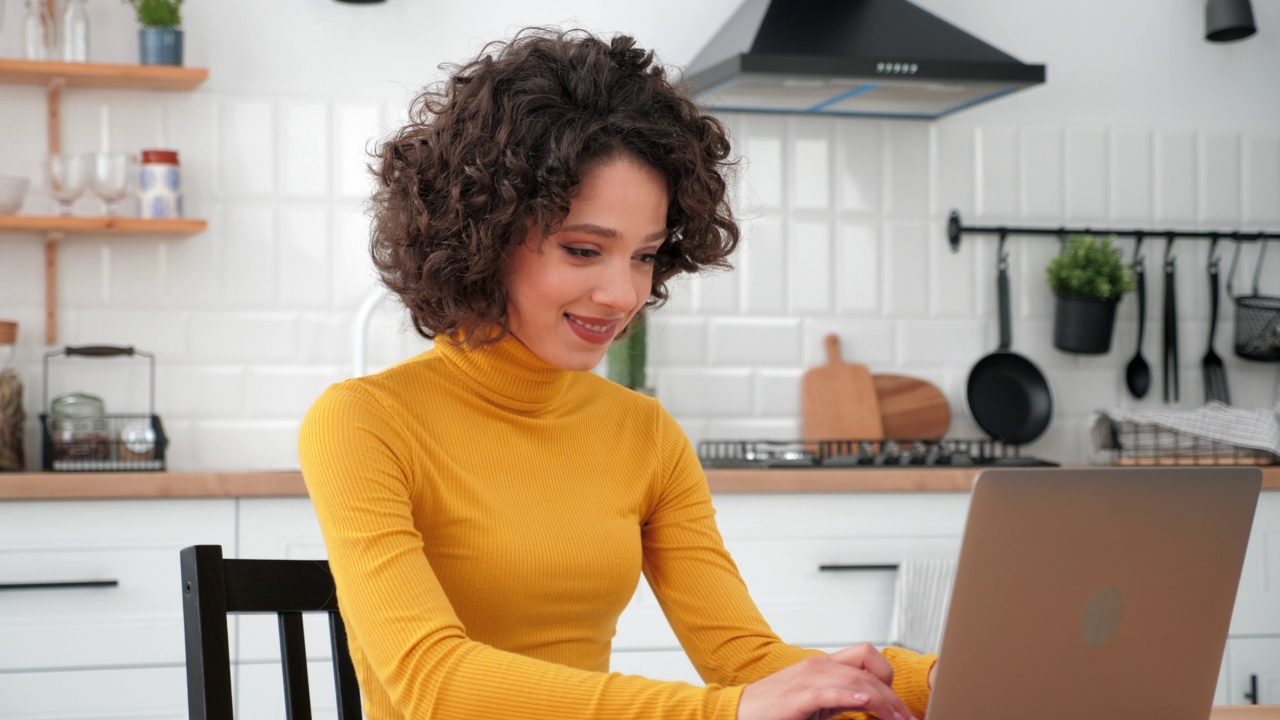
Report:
434,331,573,414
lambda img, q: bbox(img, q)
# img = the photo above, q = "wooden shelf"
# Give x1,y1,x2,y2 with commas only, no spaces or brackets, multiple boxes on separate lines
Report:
0,215,206,236
0,59,208,91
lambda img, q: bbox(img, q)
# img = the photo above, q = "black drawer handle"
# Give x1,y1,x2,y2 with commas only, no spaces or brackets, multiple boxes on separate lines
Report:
1244,674,1258,705
818,564,899,572
0,580,120,591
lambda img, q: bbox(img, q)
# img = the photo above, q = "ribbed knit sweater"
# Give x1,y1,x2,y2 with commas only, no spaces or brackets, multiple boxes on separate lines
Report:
299,333,935,720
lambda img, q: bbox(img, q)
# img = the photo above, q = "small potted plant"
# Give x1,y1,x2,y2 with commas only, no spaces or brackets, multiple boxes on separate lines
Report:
123,0,184,66
607,316,651,394
1046,234,1136,354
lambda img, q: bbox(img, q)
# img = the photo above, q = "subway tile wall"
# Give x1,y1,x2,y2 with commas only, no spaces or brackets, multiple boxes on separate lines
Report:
2,94,1279,470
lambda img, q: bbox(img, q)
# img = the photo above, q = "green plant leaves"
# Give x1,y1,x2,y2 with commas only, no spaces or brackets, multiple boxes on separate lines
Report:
123,0,182,28
1045,234,1136,300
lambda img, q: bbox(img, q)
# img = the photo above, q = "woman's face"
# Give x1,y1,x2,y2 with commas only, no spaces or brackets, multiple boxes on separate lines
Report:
506,156,669,371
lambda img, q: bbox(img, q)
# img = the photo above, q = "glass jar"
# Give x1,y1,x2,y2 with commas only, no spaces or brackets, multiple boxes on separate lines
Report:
50,392,108,461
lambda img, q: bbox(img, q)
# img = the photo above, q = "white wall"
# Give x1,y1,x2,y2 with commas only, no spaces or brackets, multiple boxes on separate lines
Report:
0,0,1277,470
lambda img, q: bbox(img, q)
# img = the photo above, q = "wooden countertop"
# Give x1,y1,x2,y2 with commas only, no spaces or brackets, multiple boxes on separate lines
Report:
0,466,1277,500
1212,708,1280,719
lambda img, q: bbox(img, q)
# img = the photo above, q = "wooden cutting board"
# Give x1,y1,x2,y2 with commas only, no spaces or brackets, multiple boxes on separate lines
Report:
873,374,952,440
802,334,884,441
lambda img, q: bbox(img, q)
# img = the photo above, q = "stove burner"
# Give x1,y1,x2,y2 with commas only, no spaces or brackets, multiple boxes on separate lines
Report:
696,438,1056,469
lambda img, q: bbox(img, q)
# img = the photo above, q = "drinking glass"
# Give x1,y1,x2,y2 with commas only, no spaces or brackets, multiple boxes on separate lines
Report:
22,0,55,61
91,153,134,216
45,154,89,216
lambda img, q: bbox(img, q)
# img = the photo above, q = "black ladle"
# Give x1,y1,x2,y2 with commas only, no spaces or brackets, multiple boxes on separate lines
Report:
1125,234,1150,398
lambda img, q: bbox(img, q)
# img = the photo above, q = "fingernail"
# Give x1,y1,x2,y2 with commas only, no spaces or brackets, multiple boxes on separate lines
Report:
852,693,869,705
894,713,907,720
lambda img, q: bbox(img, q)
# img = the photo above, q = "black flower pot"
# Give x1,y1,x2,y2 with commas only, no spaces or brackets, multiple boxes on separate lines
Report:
1053,293,1119,355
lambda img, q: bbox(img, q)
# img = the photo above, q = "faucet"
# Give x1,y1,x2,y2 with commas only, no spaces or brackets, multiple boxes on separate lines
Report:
352,286,392,377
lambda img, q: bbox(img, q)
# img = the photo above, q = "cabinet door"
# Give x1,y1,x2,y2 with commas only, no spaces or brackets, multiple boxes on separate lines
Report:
0,498,236,670
0,665,188,720
1229,493,1280,636
235,659,346,720
236,498,332,665
1224,637,1280,706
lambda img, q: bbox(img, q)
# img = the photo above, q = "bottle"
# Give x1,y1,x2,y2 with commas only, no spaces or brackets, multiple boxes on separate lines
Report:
60,0,89,63
22,0,55,61
0,321,25,472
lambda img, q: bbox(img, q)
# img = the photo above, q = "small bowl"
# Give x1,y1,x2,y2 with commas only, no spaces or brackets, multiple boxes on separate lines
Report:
0,176,30,215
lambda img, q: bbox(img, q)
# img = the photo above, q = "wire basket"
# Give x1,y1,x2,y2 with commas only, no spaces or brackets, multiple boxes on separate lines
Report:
1105,421,1278,466
39,346,168,472
1228,238,1280,362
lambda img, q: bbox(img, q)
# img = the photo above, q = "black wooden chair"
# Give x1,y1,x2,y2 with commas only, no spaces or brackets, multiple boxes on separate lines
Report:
179,545,361,720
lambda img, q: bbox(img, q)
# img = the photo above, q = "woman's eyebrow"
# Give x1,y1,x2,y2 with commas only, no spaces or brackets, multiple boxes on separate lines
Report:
559,223,668,243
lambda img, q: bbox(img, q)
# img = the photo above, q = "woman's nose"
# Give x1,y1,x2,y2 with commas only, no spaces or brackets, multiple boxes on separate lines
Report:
591,261,640,311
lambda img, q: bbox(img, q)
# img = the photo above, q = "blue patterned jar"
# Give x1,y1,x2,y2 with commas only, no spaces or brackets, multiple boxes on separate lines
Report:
138,149,182,219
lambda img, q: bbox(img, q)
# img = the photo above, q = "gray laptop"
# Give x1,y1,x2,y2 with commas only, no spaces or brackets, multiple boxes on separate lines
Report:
925,467,1261,720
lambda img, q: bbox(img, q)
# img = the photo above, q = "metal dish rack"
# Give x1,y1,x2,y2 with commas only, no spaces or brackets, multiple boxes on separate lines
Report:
1104,421,1278,466
40,345,168,472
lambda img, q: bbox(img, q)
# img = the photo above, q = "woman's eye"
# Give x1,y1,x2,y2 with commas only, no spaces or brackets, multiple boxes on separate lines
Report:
635,253,658,264
562,246,599,258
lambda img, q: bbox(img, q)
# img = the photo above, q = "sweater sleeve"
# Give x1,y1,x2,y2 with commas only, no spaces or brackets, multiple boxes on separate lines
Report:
640,410,937,719
299,383,742,720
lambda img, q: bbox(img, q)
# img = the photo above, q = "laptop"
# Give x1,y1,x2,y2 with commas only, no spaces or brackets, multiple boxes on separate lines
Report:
925,467,1261,720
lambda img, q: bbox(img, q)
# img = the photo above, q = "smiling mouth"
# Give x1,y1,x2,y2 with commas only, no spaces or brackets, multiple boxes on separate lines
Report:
565,314,617,334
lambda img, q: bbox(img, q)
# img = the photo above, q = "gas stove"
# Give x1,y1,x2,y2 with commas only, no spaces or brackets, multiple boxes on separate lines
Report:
697,438,1057,469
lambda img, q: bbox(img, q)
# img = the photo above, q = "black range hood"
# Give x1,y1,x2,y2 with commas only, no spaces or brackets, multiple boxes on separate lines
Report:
687,0,1046,119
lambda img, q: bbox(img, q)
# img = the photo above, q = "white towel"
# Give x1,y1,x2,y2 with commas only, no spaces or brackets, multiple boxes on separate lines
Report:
887,557,957,655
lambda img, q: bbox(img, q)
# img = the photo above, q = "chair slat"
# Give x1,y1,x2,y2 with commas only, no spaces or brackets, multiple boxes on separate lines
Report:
180,546,361,720
279,611,312,720
330,612,362,720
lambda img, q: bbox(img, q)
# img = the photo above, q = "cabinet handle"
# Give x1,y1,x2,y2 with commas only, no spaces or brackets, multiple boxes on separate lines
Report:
818,564,899,572
1244,674,1258,705
0,580,119,591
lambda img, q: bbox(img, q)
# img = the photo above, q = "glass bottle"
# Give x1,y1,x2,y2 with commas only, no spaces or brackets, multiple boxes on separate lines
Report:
22,0,55,61
60,0,89,62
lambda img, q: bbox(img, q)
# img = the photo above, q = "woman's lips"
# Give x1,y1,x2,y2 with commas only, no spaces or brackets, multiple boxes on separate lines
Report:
565,313,619,344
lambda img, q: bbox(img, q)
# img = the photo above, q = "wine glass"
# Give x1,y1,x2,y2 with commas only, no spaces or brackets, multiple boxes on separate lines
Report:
91,153,135,216
45,154,89,216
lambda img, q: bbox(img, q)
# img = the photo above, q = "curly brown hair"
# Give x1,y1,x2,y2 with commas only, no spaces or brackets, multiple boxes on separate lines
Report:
370,27,739,345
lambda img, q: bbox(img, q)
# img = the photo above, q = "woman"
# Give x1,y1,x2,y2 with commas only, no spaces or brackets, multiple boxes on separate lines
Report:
299,27,937,720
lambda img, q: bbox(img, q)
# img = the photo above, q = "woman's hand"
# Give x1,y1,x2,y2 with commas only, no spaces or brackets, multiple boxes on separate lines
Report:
737,643,916,720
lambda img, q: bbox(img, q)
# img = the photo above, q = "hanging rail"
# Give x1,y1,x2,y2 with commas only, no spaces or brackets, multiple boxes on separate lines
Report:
946,209,1280,252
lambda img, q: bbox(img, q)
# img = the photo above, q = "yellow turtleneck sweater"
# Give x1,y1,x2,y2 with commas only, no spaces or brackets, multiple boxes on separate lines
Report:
299,334,935,720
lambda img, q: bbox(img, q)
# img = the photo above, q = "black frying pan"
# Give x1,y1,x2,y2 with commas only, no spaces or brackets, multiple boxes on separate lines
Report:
967,246,1053,446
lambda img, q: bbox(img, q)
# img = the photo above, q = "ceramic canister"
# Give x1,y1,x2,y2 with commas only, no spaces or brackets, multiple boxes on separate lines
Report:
138,149,183,219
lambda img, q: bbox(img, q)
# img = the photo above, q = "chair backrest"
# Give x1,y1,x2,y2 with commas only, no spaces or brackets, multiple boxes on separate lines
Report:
180,544,361,720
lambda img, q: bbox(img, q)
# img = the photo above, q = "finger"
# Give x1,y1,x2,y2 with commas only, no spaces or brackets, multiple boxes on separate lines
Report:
838,675,914,720
827,643,895,686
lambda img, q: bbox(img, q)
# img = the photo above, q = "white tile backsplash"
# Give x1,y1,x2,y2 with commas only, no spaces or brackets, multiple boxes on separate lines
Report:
1020,126,1064,220
280,100,331,199
1199,132,1242,225
9,91,1278,471
1065,127,1109,221
977,125,1019,220
1242,135,1280,225
220,99,276,198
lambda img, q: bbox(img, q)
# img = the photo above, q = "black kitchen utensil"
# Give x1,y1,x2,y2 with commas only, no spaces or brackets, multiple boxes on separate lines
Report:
1203,236,1230,404
1124,233,1151,399
966,233,1053,446
1162,235,1179,403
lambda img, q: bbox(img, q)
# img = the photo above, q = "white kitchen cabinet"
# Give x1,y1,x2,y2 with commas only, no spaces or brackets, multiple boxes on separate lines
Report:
0,498,235,720
1227,492,1280,636
612,492,971,680
1223,637,1280,706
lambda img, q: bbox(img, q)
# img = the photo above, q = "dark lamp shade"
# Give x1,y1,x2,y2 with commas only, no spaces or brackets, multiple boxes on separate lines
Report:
1206,0,1257,42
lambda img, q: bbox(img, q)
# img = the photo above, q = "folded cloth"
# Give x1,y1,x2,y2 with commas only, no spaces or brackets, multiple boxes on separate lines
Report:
1090,402,1280,461
887,557,957,655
